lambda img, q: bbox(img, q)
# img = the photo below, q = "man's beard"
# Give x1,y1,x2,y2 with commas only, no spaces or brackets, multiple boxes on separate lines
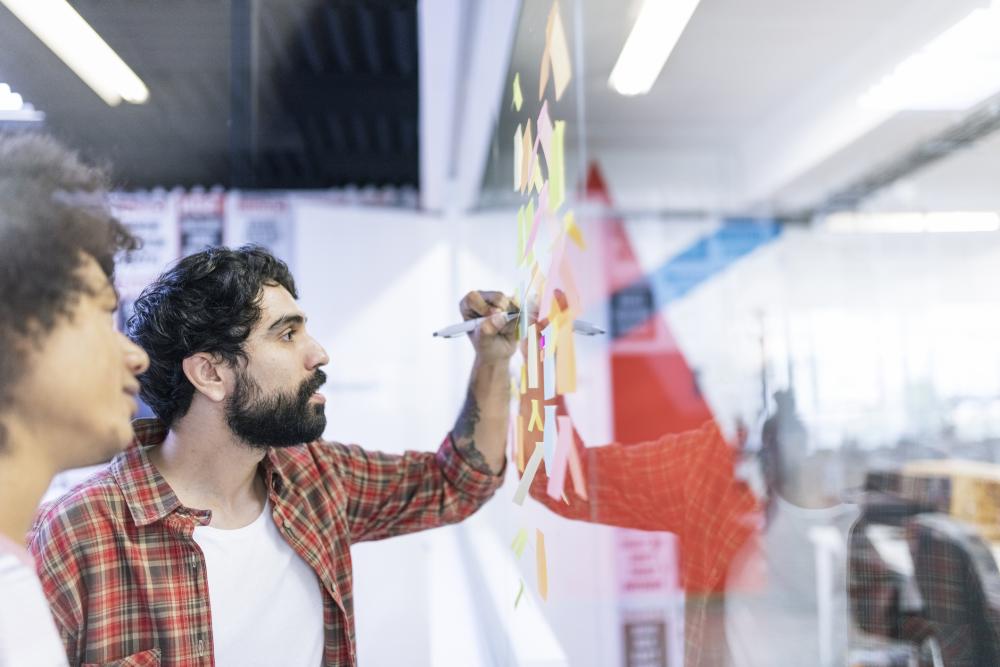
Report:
226,367,327,449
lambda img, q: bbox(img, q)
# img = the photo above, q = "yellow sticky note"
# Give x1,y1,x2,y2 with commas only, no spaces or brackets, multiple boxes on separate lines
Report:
516,414,525,472
512,72,523,111
548,4,572,101
513,125,523,192
514,579,525,608
511,528,529,558
536,529,548,600
548,120,565,212
527,398,543,432
520,363,527,395
531,159,544,194
564,211,585,249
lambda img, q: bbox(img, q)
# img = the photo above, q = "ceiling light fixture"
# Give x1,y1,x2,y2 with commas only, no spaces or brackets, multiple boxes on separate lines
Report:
824,211,1000,234
609,0,702,96
859,3,1000,111
0,0,149,106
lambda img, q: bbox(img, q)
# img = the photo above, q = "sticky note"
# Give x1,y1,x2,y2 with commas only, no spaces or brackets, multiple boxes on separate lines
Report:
548,120,566,212
546,416,573,500
556,317,576,394
536,529,548,600
522,195,539,262
566,434,587,500
512,72,523,111
516,414,525,472
564,211,585,249
511,528,529,558
548,3,572,101
513,125,523,191
527,398,543,432
542,329,556,400
530,158,545,194
542,405,556,471
513,441,543,505
520,119,533,193
520,363,527,395
538,233,566,318
538,40,551,101
537,101,553,165
527,324,539,388
514,579,525,608
559,251,580,312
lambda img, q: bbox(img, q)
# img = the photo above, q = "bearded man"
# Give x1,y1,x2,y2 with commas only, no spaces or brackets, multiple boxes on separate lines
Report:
29,245,516,667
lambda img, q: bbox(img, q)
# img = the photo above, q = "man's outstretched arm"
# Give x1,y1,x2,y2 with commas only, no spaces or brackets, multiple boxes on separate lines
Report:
450,290,518,475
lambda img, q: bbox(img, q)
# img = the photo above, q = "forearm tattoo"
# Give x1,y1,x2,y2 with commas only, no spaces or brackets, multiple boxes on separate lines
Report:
452,389,491,474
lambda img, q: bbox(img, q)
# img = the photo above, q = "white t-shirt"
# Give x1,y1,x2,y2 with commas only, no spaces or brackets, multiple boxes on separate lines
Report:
193,500,325,667
0,535,68,667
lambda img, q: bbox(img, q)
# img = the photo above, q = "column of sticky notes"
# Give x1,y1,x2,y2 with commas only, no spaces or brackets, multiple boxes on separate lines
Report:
508,0,586,608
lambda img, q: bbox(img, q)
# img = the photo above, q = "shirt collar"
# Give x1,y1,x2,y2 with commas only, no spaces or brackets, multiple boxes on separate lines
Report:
112,418,292,526
111,418,186,527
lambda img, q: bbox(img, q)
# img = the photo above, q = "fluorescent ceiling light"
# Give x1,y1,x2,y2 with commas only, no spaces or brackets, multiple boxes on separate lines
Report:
609,0,702,96
0,82,44,122
0,0,149,106
824,211,1000,234
859,4,1000,111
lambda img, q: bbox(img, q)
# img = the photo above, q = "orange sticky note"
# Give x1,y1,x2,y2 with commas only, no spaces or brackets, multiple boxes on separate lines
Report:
566,434,587,500
520,119,533,193
536,529,548,600
556,319,576,394
548,4,572,101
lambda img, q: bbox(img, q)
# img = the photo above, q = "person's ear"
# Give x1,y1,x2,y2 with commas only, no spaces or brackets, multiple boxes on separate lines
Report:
181,353,229,403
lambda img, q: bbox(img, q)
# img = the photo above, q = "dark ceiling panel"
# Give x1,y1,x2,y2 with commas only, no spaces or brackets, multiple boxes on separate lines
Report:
0,0,419,190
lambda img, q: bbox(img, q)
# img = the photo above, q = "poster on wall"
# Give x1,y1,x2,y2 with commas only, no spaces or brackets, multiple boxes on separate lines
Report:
108,190,179,331
177,190,225,257
224,192,295,272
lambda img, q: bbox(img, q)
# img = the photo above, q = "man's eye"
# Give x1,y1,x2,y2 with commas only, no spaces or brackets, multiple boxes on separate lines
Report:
282,330,295,341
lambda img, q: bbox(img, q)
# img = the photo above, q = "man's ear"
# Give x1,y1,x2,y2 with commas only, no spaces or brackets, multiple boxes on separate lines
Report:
181,353,229,403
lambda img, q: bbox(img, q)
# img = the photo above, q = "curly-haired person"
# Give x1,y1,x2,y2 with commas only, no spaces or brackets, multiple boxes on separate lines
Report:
0,132,149,665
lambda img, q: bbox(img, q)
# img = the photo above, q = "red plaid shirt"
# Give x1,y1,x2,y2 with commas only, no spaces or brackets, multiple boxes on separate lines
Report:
29,419,503,667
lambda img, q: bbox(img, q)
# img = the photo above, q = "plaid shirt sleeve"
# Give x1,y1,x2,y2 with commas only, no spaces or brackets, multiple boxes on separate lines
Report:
28,475,125,664
314,433,505,543
527,409,759,594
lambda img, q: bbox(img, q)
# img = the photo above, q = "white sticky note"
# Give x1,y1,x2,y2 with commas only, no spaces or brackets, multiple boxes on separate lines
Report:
513,442,544,505
542,405,557,472
542,327,555,400
527,324,539,389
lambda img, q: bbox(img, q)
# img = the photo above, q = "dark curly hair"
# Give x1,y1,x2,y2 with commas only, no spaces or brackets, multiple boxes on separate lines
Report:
127,245,298,427
0,132,138,452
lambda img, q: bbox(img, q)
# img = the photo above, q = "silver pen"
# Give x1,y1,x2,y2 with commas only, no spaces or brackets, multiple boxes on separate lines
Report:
432,312,605,338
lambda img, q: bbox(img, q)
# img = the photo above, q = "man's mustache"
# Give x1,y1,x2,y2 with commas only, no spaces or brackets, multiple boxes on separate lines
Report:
299,370,327,400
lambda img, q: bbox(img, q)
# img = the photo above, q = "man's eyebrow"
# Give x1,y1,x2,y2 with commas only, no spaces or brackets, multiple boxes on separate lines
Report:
267,314,306,332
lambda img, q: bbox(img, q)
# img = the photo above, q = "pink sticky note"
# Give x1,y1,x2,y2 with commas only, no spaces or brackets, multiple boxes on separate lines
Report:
538,231,567,317
521,185,547,262
546,416,573,500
